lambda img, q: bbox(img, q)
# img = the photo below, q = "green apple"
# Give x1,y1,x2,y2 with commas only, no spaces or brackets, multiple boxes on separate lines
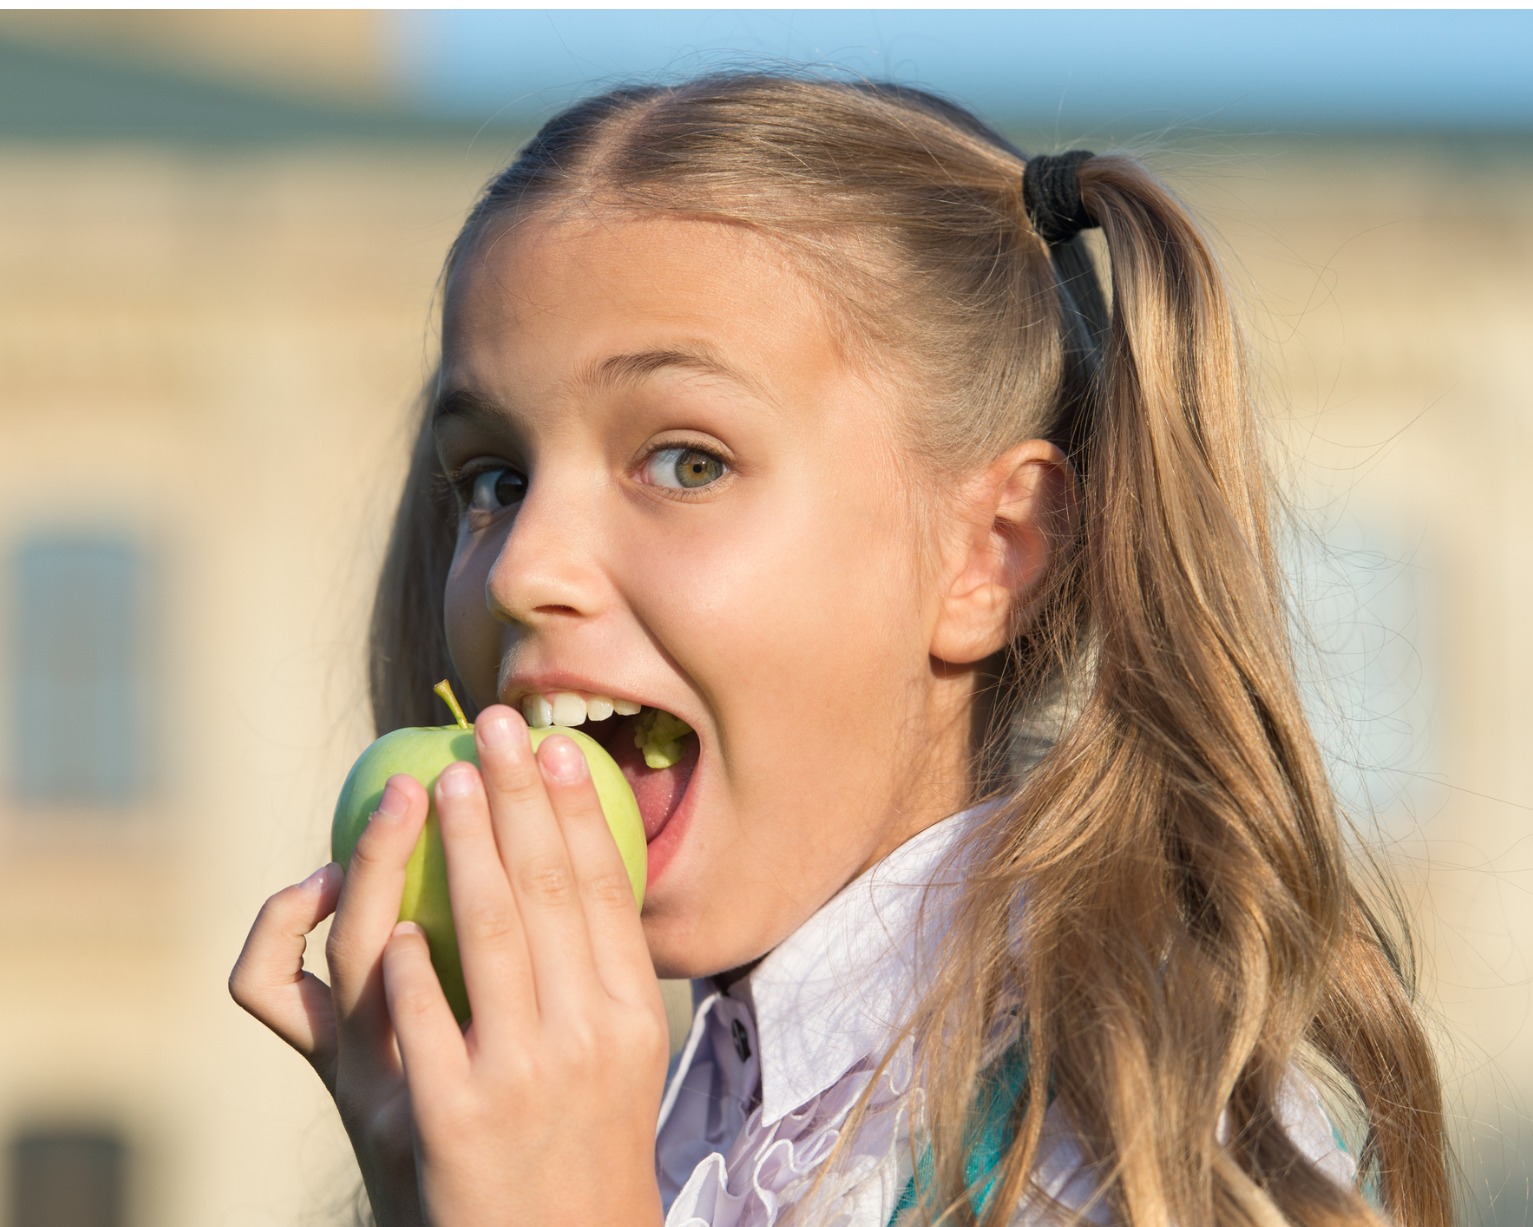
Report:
330,680,647,1023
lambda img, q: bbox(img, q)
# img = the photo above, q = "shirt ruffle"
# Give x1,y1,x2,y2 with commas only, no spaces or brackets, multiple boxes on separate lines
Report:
662,1033,1355,1227
665,1044,921,1227
654,801,1359,1226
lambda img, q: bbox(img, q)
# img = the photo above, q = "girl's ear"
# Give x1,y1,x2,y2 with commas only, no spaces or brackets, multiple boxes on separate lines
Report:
929,439,1076,666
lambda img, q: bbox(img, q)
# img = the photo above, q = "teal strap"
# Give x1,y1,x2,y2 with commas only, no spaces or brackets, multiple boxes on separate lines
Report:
1329,1118,1383,1211
887,1042,1032,1226
888,1060,1374,1226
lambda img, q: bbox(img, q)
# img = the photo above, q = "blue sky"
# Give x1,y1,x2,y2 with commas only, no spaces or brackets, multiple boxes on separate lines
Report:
390,10,1533,133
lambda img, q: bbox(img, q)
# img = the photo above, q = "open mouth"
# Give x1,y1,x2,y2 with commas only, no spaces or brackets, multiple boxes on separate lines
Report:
518,692,699,844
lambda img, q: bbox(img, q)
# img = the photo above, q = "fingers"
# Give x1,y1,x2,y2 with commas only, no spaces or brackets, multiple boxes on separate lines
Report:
325,774,429,1057
229,863,342,1076
481,714,607,1024
433,753,537,1035
533,734,657,1011
382,921,470,1092
440,708,601,1030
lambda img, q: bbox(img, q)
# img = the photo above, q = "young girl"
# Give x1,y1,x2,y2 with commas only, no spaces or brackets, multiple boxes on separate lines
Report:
230,72,1451,1226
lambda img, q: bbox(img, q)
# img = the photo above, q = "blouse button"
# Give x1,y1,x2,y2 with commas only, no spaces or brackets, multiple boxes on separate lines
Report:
730,1017,753,1062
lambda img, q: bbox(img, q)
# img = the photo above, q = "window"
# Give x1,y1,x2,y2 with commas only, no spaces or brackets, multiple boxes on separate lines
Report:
8,533,153,806
7,1127,127,1227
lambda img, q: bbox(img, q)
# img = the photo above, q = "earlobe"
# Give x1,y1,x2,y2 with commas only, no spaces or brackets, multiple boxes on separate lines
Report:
929,440,1075,666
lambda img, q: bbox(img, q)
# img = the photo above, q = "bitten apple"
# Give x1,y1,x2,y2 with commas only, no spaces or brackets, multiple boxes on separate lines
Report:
330,680,647,1023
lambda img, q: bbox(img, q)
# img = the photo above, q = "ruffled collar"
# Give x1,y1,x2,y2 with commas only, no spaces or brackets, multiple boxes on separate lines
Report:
697,801,996,1128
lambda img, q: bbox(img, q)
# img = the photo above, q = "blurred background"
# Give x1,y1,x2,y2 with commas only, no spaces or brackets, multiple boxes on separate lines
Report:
0,10,1529,1226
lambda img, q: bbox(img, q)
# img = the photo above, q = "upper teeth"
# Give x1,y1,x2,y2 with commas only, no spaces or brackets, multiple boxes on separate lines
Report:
521,691,642,729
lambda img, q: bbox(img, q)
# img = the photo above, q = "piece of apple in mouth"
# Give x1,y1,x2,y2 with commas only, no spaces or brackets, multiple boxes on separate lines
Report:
521,695,699,843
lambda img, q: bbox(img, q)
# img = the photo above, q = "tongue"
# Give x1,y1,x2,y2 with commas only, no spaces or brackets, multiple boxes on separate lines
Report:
610,728,699,842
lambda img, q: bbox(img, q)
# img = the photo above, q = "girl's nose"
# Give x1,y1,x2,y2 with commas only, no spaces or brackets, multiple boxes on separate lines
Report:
483,479,604,626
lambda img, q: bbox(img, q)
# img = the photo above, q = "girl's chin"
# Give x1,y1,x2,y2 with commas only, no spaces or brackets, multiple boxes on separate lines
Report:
644,931,752,985
646,934,771,987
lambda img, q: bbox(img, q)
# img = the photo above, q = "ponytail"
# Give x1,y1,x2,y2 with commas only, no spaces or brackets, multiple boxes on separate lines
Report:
969,155,1451,1226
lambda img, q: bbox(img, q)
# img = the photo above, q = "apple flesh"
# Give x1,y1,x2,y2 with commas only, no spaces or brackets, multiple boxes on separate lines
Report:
330,685,646,1024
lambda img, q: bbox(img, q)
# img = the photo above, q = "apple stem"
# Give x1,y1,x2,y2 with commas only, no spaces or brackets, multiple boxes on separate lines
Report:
433,679,471,729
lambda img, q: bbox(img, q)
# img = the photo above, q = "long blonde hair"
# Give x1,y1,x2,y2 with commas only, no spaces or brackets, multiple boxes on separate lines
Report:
367,72,1450,1227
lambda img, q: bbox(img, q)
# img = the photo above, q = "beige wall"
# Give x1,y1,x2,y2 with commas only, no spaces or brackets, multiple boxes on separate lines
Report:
0,141,509,1227
1,126,1530,1225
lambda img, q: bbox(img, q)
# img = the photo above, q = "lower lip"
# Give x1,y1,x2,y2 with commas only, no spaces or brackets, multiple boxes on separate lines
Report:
643,745,699,891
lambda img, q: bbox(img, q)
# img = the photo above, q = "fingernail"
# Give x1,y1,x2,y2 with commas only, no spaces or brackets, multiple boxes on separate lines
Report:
376,779,407,820
438,762,477,797
394,920,425,940
480,711,516,749
302,863,338,891
541,735,587,783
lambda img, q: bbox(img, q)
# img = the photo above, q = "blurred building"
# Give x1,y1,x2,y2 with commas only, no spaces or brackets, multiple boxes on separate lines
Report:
0,13,1529,1227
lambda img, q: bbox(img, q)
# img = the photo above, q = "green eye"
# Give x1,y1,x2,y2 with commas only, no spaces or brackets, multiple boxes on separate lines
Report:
644,446,728,491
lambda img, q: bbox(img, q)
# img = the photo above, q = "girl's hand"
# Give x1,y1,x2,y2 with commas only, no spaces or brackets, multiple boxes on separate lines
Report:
230,777,433,1227
390,706,670,1226
231,705,671,1227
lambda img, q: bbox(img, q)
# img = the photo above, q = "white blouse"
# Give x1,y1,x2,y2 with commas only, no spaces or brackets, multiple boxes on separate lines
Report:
654,805,1356,1227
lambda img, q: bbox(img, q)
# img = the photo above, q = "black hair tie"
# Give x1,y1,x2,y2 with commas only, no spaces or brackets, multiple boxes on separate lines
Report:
1022,149,1097,246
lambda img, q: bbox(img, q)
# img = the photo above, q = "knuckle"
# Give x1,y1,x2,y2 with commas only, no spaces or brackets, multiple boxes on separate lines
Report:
583,869,636,911
628,1003,669,1048
496,772,548,812
348,828,395,872
515,854,576,907
251,892,283,925
612,1007,666,1062
498,1047,538,1088
457,896,518,945
446,1085,490,1129
563,1020,600,1061
547,1024,601,1078
639,1013,672,1063
227,964,255,1010
361,1108,414,1167
229,945,281,1014
247,887,294,934
390,980,439,1025
324,926,362,978
424,1090,495,1142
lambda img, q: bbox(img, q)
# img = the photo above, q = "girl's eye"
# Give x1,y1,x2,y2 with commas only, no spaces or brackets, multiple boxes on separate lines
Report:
455,466,527,514
642,446,729,491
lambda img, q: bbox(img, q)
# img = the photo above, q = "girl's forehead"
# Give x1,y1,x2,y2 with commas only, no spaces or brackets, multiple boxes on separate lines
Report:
435,209,921,492
441,211,874,392
448,211,813,315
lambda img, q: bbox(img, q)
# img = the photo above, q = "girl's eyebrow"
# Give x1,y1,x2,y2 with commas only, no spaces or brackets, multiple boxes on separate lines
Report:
431,345,775,435
576,344,770,404
429,386,506,434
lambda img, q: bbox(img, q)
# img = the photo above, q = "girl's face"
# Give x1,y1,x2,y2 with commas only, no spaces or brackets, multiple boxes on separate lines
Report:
436,211,976,979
